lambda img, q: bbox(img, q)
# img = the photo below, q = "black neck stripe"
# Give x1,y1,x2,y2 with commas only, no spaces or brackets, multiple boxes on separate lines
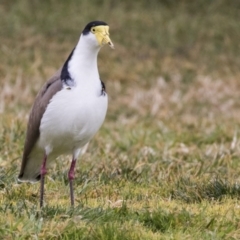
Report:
61,47,75,84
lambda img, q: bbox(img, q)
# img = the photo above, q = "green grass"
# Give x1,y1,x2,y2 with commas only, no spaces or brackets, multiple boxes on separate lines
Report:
1,0,240,239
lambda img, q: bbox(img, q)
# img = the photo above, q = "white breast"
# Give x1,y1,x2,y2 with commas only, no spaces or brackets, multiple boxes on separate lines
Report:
38,84,108,156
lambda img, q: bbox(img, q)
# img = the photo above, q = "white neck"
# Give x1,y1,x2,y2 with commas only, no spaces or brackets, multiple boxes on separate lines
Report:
68,34,101,85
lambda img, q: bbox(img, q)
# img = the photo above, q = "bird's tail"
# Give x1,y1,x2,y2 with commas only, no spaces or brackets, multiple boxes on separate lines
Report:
18,151,43,183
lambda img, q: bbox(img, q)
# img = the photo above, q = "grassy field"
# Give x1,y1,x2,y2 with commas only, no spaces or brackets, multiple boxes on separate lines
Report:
1,0,240,239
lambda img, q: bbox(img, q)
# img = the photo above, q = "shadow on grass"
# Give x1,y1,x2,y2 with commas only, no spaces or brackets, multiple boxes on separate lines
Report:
171,177,240,203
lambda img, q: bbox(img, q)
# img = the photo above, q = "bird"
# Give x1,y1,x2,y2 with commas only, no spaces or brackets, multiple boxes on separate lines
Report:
18,21,114,208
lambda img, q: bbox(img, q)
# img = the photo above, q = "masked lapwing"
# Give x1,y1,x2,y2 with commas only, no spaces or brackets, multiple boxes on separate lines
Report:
18,21,114,207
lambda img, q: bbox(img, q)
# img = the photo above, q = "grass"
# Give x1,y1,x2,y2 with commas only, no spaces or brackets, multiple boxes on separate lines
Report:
1,0,240,239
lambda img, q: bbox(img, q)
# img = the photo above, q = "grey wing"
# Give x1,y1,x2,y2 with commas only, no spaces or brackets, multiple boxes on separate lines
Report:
18,68,63,180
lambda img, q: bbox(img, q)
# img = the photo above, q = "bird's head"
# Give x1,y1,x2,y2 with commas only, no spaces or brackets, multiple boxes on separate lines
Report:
82,21,114,49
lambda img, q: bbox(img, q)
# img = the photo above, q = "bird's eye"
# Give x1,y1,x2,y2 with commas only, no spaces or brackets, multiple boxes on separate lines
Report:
92,28,96,33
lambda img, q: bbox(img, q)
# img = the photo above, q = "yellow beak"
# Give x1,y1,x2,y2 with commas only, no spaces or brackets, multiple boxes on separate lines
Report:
93,26,114,49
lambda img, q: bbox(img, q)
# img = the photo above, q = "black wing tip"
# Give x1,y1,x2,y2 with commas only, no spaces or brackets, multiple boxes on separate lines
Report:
18,173,23,179
17,173,41,183
36,174,41,181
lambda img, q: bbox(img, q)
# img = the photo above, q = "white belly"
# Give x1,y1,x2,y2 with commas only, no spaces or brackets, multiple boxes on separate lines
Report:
38,86,108,156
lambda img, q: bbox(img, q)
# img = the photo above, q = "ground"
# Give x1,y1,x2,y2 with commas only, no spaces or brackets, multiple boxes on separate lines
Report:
1,1,240,239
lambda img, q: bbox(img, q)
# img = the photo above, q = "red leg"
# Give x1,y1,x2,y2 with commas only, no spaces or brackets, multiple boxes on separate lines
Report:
68,158,76,207
40,154,47,208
